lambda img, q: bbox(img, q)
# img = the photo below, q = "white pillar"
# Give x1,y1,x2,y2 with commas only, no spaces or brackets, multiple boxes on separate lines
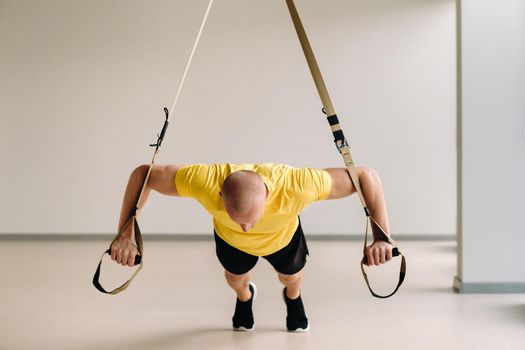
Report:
455,0,525,292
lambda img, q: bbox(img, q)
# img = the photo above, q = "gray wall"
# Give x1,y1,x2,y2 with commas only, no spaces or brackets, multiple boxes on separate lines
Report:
0,0,456,235
456,0,525,291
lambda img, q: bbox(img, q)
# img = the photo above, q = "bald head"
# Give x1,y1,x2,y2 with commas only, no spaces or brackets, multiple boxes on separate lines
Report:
221,170,267,231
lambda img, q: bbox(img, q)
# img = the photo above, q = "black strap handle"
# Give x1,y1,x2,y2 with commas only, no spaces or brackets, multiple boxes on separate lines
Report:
361,250,407,299
359,217,406,298
92,216,144,295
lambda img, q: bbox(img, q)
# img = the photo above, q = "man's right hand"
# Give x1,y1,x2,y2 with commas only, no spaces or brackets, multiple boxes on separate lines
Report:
110,233,139,267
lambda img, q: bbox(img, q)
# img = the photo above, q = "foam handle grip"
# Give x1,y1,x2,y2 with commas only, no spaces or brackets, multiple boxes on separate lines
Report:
363,247,400,265
393,247,400,257
107,249,142,266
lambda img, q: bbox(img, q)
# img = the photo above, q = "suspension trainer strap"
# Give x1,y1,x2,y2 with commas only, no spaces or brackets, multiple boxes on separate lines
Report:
92,0,215,294
285,0,406,298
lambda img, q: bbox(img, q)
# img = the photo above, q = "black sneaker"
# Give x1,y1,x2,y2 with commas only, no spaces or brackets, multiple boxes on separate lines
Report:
232,282,257,331
283,288,310,332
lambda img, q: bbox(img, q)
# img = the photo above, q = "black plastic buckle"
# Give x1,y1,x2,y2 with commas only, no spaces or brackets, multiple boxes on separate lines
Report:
150,108,170,150
335,138,349,154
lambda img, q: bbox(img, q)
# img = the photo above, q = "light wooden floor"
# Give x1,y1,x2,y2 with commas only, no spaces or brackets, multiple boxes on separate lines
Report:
0,239,524,350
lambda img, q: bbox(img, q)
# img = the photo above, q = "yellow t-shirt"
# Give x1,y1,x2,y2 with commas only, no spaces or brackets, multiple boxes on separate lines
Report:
175,163,332,256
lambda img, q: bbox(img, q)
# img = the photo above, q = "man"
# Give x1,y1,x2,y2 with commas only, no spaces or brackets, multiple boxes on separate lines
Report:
111,163,393,332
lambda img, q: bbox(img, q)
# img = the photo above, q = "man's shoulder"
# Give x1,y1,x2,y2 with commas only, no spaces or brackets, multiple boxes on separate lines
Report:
179,163,314,178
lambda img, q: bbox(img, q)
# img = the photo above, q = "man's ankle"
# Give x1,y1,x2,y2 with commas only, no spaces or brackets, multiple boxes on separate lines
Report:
285,288,300,300
238,285,252,302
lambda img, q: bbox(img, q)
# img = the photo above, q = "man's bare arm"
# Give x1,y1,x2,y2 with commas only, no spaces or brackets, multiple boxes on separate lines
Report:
112,163,184,266
322,168,357,200
323,166,393,266
117,164,183,232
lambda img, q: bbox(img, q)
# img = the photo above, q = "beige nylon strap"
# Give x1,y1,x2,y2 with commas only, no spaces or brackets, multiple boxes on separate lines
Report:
92,0,215,295
136,0,215,205
285,0,406,298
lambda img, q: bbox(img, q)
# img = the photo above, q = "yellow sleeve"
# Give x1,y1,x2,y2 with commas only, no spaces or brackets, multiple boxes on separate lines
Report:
175,164,212,198
315,168,333,200
290,167,333,202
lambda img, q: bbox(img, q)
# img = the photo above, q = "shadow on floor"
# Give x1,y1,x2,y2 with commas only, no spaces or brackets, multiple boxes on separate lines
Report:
412,286,456,294
495,303,525,324
81,326,289,350
429,243,457,254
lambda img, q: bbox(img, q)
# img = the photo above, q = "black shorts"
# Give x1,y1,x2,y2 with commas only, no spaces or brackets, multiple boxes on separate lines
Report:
214,218,309,275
